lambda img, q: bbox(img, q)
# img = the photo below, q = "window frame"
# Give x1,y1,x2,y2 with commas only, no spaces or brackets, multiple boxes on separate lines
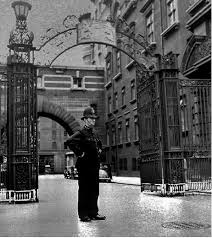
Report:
114,92,118,110
121,87,126,106
132,157,137,171
131,79,136,101
106,127,110,146
146,7,155,43
118,122,123,144
52,141,57,150
134,116,139,141
106,53,112,82
108,96,112,114
166,0,178,27
112,126,116,146
125,119,130,142
116,50,121,74
72,76,83,89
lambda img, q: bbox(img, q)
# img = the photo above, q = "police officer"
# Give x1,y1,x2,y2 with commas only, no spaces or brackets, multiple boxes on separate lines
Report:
65,107,106,222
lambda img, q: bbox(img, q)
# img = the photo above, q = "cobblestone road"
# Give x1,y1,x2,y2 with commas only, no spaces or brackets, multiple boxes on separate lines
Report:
0,175,211,237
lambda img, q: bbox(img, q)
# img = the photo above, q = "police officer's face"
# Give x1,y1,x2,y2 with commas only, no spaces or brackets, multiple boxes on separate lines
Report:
85,117,96,128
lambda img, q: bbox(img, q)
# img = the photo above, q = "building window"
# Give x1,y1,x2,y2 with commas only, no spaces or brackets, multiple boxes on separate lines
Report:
127,22,136,64
146,8,154,43
118,122,122,144
114,92,118,110
108,96,112,114
116,50,121,74
132,157,140,171
125,119,130,142
64,130,67,137
119,158,127,170
73,77,83,89
112,126,116,145
167,0,178,27
52,130,56,140
106,59,111,82
119,158,123,170
134,116,139,140
52,141,57,150
123,158,128,170
121,87,126,106
52,121,56,129
131,79,136,100
132,158,137,171
106,127,110,146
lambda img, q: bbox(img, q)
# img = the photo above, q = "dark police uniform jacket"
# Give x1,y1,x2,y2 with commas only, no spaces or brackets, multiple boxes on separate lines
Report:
66,126,102,171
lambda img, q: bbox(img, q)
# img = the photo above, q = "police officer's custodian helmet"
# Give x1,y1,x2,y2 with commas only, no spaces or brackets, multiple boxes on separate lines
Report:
81,107,99,120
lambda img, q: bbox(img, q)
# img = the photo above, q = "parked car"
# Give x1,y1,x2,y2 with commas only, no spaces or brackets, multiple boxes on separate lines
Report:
44,165,51,174
64,166,78,179
99,164,112,183
64,164,112,182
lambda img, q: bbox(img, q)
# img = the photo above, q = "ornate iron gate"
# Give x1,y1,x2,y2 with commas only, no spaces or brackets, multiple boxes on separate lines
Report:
179,79,211,191
136,64,163,192
137,53,211,194
7,63,38,193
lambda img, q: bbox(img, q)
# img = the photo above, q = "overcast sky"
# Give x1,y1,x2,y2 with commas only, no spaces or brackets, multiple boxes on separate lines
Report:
0,0,95,66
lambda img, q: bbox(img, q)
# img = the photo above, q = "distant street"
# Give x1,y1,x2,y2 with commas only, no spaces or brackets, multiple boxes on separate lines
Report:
0,175,211,237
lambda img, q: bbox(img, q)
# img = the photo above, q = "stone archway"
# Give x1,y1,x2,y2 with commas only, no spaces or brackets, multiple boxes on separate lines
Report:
37,95,80,135
1,95,81,139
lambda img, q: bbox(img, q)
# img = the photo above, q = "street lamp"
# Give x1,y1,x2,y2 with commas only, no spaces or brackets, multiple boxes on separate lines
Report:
12,1,31,20
9,1,34,64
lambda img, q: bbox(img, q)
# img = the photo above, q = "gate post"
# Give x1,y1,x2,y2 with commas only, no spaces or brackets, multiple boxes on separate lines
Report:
6,1,38,202
155,53,185,193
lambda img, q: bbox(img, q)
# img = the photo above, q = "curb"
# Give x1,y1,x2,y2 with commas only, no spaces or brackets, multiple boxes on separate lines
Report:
111,181,140,186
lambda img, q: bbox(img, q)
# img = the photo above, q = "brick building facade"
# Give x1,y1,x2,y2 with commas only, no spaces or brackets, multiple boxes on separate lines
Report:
37,65,105,173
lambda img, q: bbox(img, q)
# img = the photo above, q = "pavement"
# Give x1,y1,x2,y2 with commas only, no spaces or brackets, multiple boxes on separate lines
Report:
0,175,211,237
111,176,140,186
112,176,212,195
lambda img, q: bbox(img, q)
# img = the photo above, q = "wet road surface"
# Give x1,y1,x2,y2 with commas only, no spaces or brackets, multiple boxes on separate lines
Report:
0,175,211,237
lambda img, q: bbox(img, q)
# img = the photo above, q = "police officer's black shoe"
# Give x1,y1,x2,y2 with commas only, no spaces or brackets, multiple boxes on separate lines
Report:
89,214,106,220
79,216,91,222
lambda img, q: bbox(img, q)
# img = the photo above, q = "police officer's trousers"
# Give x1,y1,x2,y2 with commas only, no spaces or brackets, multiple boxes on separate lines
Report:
77,168,99,218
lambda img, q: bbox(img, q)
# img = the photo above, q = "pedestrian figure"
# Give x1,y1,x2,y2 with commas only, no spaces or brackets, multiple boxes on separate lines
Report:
65,107,106,222
70,166,75,179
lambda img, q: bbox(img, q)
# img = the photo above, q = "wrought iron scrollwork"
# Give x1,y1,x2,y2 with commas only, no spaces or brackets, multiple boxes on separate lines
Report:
35,11,157,68
115,17,154,58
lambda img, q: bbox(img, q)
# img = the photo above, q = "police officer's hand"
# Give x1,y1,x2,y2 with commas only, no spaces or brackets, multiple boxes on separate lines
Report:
78,152,85,158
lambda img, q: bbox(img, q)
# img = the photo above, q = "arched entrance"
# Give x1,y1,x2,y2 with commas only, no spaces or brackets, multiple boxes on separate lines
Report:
37,95,80,135
1,95,80,134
